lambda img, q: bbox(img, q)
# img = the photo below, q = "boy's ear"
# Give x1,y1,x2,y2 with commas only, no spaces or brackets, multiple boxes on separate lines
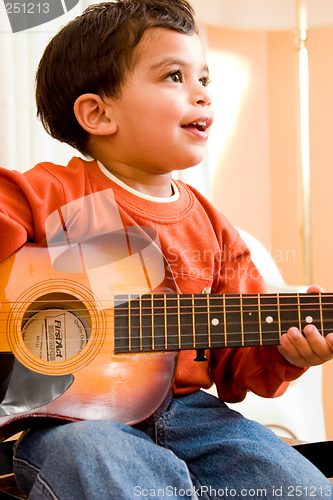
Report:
74,94,118,136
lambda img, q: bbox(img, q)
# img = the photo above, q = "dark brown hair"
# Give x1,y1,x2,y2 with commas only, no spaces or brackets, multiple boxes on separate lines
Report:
35,0,197,155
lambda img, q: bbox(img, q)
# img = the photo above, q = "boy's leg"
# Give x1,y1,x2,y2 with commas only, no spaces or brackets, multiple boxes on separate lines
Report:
13,420,198,500
13,391,333,500
156,390,333,500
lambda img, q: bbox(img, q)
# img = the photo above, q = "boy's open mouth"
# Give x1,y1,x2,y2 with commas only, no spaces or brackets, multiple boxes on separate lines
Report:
181,117,213,133
182,122,207,132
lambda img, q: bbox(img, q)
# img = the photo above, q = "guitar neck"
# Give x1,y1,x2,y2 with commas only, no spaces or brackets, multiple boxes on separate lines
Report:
114,292,333,354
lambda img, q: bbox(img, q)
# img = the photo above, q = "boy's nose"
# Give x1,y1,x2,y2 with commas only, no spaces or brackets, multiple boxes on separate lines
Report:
193,85,212,107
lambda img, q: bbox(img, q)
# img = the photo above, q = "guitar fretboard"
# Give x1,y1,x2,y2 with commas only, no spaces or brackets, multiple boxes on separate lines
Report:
113,293,333,353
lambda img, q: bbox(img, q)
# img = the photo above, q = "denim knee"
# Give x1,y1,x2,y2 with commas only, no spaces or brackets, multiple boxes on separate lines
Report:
15,419,149,467
13,420,152,498
13,419,195,500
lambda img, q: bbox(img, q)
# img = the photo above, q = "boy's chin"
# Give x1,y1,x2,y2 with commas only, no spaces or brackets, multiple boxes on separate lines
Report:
179,150,207,168
174,160,205,172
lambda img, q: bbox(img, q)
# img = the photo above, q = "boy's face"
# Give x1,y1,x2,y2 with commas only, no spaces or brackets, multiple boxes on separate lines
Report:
104,27,213,174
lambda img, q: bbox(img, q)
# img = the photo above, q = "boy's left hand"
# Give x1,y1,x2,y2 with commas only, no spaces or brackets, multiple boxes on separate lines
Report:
278,285,333,367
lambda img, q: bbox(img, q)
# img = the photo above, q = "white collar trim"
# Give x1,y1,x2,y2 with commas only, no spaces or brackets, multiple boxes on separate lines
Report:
97,161,180,203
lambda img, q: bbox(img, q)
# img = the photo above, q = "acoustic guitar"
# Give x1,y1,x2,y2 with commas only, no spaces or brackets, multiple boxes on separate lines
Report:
0,240,332,441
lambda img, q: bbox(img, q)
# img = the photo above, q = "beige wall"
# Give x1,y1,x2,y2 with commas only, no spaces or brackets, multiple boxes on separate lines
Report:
308,27,333,292
206,24,333,439
308,26,333,441
207,27,272,250
267,31,302,286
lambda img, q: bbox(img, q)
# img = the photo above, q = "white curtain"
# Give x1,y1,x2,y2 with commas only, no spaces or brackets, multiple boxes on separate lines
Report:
0,1,91,173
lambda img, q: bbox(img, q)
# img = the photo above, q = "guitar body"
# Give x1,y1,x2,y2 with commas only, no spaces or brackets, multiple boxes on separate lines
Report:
0,241,178,441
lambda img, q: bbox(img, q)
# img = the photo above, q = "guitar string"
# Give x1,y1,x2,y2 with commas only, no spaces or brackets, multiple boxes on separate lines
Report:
2,326,333,349
0,292,333,303
1,293,333,301
4,335,330,350
1,299,332,304
0,300,332,316
0,310,333,333
1,297,333,309
4,320,333,345
1,307,333,324
1,300,332,309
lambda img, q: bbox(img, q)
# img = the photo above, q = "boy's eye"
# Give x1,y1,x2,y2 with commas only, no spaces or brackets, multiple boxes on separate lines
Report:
165,71,183,84
200,76,211,87
163,71,211,87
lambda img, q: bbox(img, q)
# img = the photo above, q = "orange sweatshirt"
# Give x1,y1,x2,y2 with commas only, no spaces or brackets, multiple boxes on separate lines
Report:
0,157,306,402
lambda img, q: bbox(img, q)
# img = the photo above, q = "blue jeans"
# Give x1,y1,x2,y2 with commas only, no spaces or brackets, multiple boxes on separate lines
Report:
13,390,333,499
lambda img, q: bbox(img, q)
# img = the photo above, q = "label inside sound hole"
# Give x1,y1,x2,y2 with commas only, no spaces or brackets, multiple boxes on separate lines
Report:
22,309,88,362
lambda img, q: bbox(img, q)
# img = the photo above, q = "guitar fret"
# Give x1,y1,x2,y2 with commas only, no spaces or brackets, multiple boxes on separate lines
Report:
321,294,333,337
139,295,143,351
241,294,261,347
207,294,211,348
223,295,227,346
193,295,209,349
257,294,262,345
177,295,181,349
299,293,324,336
114,295,130,353
164,295,168,349
129,296,140,352
319,293,324,336
240,294,244,346
209,295,225,348
277,294,281,341
177,295,194,349
151,296,154,351
297,293,302,331
260,295,280,345
128,295,132,352
141,295,153,352
279,293,306,334
192,296,196,348
221,295,244,347
165,297,179,350
152,295,166,351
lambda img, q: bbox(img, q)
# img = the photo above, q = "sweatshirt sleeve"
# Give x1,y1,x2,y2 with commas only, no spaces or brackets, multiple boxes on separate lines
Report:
0,166,43,261
210,216,307,402
0,159,87,263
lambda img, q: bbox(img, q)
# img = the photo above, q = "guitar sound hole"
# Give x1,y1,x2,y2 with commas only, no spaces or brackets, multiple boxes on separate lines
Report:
21,293,91,362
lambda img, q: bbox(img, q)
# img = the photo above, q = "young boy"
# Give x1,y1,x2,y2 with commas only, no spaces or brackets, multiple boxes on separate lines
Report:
1,0,333,498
